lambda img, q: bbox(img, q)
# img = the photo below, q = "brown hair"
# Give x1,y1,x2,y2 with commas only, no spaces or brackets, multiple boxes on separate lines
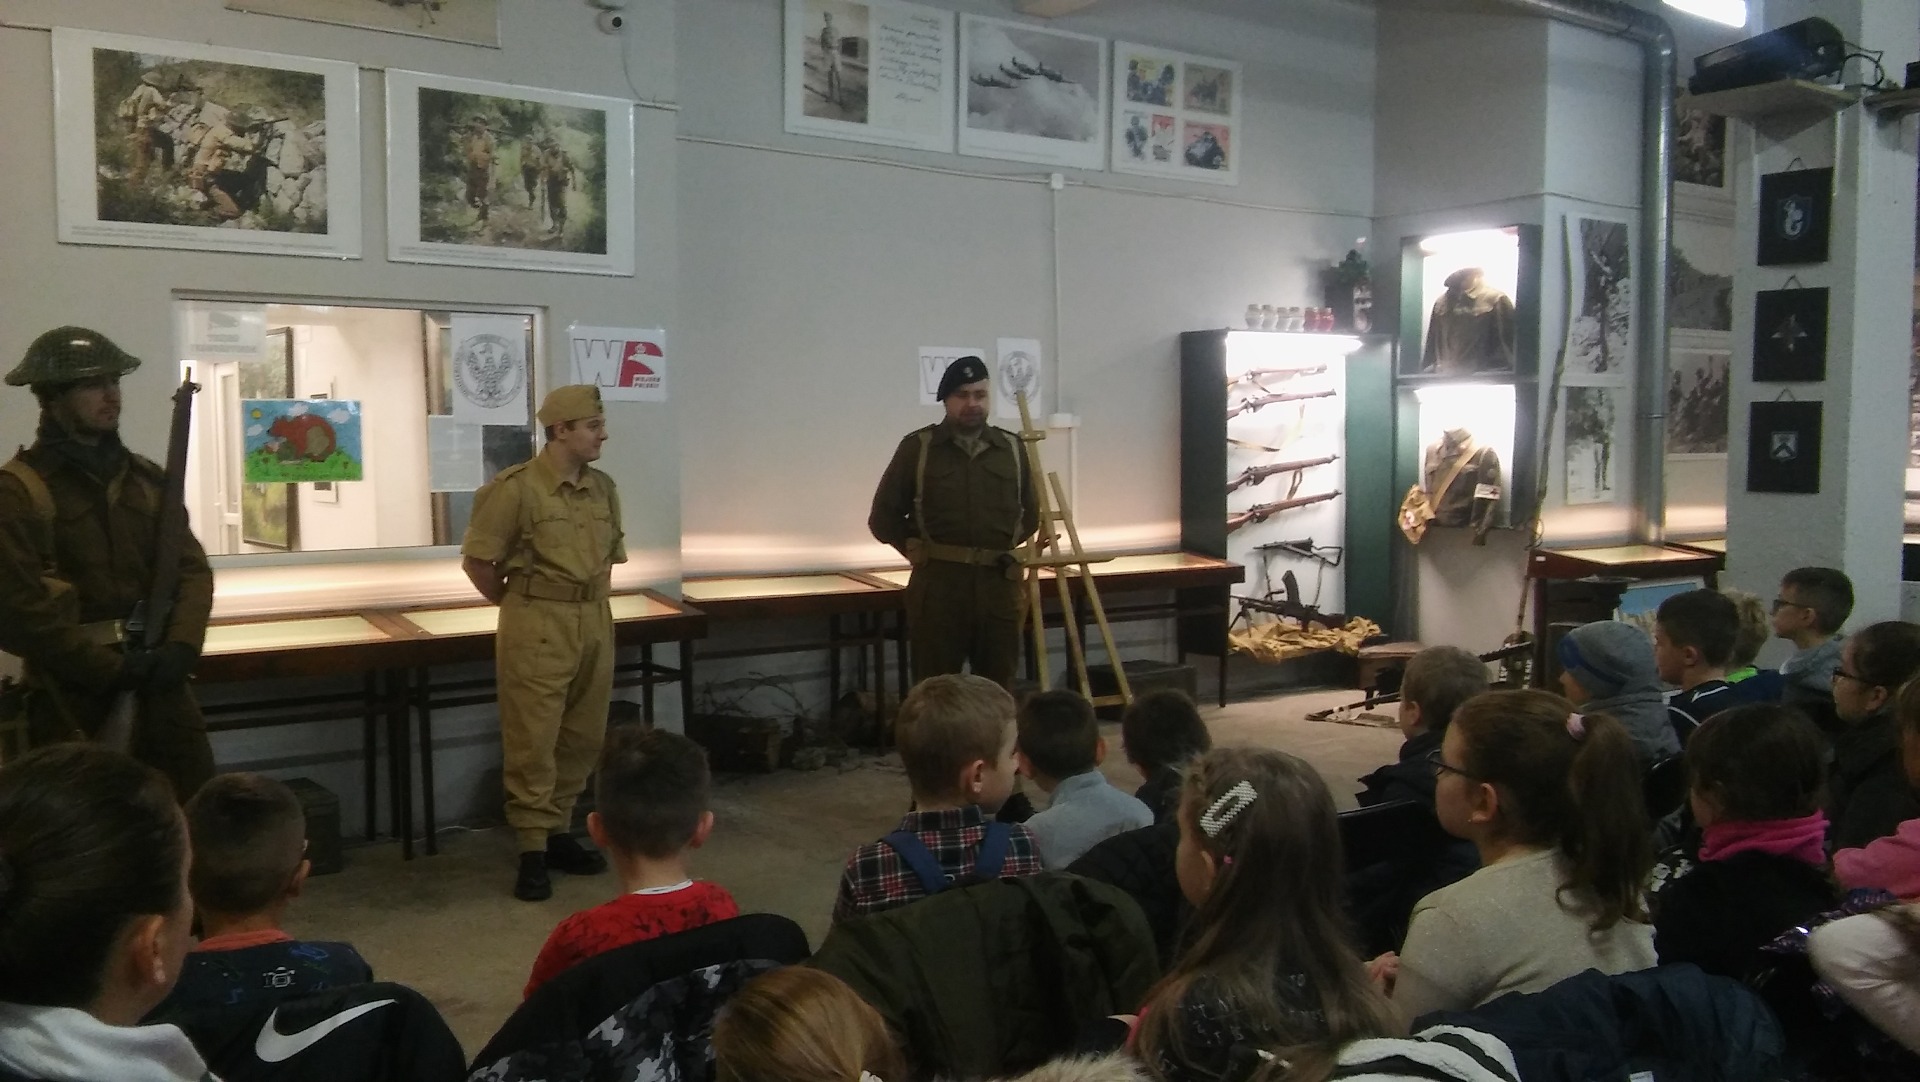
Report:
184,773,307,916
1684,705,1827,821
1451,690,1652,930
1400,646,1489,734
1656,589,1739,668
1120,689,1211,774
1135,748,1399,1082
594,728,711,858
1781,567,1854,635
895,674,1014,801
0,745,186,1008
1017,689,1100,780
713,965,904,1082
1723,588,1769,669
1847,622,1920,693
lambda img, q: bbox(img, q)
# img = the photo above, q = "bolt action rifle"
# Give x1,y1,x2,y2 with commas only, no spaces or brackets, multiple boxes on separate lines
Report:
1224,489,1340,534
98,376,198,752
1226,454,1338,494
1226,364,1329,388
1226,387,1335,420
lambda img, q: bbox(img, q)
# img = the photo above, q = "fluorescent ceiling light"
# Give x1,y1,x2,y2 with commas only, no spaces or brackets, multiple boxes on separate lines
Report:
1663,0,1748,29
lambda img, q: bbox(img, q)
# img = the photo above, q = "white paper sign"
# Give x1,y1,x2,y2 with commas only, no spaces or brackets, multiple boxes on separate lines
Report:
568,325,667,402
448,315,530,425
917,346,984,406
427,416,486,493
994,337,1044,421
180,301,266,360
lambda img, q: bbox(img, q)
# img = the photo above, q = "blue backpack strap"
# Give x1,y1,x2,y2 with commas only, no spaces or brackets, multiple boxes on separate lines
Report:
974,821,1011,880
881,831,951,895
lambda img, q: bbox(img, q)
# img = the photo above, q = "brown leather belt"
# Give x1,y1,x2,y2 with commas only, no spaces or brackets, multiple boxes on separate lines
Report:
508,577,609,603
923,541,1015,567
79,619,125,646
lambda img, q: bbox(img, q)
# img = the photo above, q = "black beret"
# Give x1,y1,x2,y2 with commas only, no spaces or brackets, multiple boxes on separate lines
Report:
936,356,990,400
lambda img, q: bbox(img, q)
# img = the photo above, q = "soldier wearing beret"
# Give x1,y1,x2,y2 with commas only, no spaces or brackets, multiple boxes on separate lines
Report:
0,327,215,799
462,384,626,900
869,357,1038,687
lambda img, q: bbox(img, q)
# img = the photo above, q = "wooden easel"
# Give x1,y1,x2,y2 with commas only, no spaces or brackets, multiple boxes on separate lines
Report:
1013,392,1131,709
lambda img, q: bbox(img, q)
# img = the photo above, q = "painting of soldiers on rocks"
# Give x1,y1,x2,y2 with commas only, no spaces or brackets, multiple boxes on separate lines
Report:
53,30,361,257
226,0,500,48
385,71,635,275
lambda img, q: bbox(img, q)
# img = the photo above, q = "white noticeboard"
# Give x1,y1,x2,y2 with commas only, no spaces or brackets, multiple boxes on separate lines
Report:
448,315,530,425
568,325,667,402
427,415,486,493
180,301,267,360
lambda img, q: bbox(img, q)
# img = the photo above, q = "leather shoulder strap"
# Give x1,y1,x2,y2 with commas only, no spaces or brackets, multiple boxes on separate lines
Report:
1,456,56,568
913,428,934,544
1429,438,1477,507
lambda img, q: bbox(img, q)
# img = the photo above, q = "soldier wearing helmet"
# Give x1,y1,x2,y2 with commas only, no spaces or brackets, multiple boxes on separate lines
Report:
0,327,215,799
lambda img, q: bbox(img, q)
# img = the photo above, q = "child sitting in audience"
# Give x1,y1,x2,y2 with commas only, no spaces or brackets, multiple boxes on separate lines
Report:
1357,645,1489,809
1720,588,1785,706
1132,746,1400,1080
1835,678,1920,895
1828,622,1920,851
1655,588,1739,746
153,772,372,1018
1651,705,1838,981
833,674,1042,923
1018,690,1152,868
714,965,905,1082
1556,620,1681,762
524,728,738,996
1383,689,1657,1018
0,746,210,1081
1120,689,1211,824
1774,566,1854,713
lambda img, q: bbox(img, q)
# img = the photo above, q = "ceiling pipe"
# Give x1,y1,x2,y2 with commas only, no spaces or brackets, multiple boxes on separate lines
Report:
1482,0,1677,546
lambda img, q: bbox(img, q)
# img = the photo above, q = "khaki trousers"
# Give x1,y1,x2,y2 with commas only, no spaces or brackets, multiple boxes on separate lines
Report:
904,560,1023,689
497,593,614,852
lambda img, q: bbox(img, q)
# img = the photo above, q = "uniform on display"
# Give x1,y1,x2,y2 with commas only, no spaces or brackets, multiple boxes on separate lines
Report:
1399,429,1503,546
1422,268,1517,374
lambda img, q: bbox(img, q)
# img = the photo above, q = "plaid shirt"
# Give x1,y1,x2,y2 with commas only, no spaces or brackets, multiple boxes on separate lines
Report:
832,805,1042,925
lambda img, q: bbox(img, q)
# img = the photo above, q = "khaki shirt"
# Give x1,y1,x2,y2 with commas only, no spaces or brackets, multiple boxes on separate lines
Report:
464,130,496,169
868,421,1038,554
122,83,166,126
192,122,255,175
461,453,626,590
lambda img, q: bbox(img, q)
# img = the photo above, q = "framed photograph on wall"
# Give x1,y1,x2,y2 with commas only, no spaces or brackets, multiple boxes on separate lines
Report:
1747,400,1822,494
1673,90,1730,211
1666,346,1730,457
1111,43,1241,186
1752,286,1829,382
51,29,361,258
1564,217,1634,384
225,0,500,47
956,14,1107,170
1757,168,1833,266
783,0,955,152
385,71,635,275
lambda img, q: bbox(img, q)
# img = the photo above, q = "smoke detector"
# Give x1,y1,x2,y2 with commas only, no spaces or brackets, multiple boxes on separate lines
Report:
1014,0,1102,16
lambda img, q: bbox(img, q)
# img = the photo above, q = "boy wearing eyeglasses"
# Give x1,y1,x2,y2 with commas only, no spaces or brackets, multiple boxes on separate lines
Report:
1771,567,1854,716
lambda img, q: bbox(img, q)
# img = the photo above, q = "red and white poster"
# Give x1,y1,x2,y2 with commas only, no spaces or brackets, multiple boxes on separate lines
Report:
567,325,667,402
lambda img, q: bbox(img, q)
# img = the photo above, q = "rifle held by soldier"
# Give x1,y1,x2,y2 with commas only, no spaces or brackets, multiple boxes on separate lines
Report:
1225,364,1329,388
1226,454,1338,494
1226,387,1335,420
1224,489,1340,534
98,376,198,752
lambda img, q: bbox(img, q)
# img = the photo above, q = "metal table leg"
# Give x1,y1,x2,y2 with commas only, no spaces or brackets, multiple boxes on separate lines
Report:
414,665,437,857
679,638,695,721
641,643,656,726
362,671,378,840
385,669,414,861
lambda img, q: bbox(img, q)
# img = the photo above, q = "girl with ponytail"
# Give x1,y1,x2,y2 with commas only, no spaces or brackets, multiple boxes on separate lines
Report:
1384,690,1657,1019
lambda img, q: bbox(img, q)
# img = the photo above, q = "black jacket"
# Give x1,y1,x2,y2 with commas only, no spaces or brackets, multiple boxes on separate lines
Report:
1069,820,1188,965
1652,851,1839,982
1135,767,1183,825
170,981,463,1082
1828,712,1920,851
1356,729,1441,809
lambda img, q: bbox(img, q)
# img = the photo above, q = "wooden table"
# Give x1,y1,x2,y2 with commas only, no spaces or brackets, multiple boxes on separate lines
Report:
1525,542,1726,685
196,589,705,859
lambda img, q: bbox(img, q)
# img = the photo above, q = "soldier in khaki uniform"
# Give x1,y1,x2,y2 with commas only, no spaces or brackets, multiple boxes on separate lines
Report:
869,356,1038,687
461,385,625,900
119,71,171,181
0,328,215,798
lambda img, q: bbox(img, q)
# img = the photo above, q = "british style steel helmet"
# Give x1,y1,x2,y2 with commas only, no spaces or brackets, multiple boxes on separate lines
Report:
6,327,143,387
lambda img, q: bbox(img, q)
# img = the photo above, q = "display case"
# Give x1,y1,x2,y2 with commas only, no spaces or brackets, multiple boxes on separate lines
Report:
1179,328,1396,638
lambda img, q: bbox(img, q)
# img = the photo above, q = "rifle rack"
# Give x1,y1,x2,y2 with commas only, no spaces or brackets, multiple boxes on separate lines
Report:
1013,392,1130,710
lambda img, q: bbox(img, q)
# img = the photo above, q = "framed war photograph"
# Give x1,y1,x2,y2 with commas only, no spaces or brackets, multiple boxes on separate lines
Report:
957,15,1107,170
783,0,955,152
385,71,635,275
225,0,500,48
51,29,361,258
1111,43,1242,185
1666,348,1730,457
1565,217,1633,383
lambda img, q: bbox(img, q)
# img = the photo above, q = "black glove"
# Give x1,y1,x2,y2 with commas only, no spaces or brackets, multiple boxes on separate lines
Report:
115,648,158,690
145,642,200,689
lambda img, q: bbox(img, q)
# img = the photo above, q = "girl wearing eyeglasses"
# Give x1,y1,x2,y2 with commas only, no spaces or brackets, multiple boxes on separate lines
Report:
1826,622,1920,852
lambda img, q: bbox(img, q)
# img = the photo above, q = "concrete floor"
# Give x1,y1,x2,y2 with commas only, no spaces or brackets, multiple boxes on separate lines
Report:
284,687,1402,1057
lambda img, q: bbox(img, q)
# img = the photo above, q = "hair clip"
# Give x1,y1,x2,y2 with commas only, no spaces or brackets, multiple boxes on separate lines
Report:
1565,712,1586,740
1200,781,1258,837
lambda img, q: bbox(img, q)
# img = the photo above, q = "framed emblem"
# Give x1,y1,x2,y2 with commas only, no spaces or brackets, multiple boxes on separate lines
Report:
1746,400,1822,494
1756,168,1832,266
1751,287,1828,382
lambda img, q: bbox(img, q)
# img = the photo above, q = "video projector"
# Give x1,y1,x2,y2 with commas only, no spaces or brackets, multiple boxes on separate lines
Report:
1687,17,1845,97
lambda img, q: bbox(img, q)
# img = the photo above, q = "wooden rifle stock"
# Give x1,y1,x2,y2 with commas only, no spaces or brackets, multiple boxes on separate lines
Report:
1224,489,1340,534
1225,454,1338,494
1225,364,1329,388
1226,387,1335,419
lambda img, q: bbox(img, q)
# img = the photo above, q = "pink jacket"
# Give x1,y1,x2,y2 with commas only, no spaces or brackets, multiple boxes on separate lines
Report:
1835,818,1920,899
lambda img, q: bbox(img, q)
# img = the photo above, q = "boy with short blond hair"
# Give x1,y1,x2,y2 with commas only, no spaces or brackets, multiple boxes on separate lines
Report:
832,674,1042,923
524,727,738,996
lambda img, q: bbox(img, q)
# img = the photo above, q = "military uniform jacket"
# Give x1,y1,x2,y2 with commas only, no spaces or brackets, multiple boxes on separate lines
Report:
1423,272,1517,374
1422,437,1502,538
461,454,626,593
0,440,212,687
867,421,1039,555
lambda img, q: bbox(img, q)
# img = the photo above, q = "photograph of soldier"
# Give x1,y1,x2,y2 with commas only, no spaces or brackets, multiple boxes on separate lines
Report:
1667,351,1730,456
89,47,330,231
868,356,1038,688
415,86,609,254
1182,121,1230,171
460,385,625,901
802,0,870,124
0,328,215,800
1183,63,1233,116
1124,55,1175,106
225,0,501,48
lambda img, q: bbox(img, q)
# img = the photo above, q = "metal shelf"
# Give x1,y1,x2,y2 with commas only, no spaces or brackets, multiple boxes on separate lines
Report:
1680,79,1858,121
1864,87,1920,120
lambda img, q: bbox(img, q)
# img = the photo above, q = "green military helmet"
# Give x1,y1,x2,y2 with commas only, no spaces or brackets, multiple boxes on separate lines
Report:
6,327,142,387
